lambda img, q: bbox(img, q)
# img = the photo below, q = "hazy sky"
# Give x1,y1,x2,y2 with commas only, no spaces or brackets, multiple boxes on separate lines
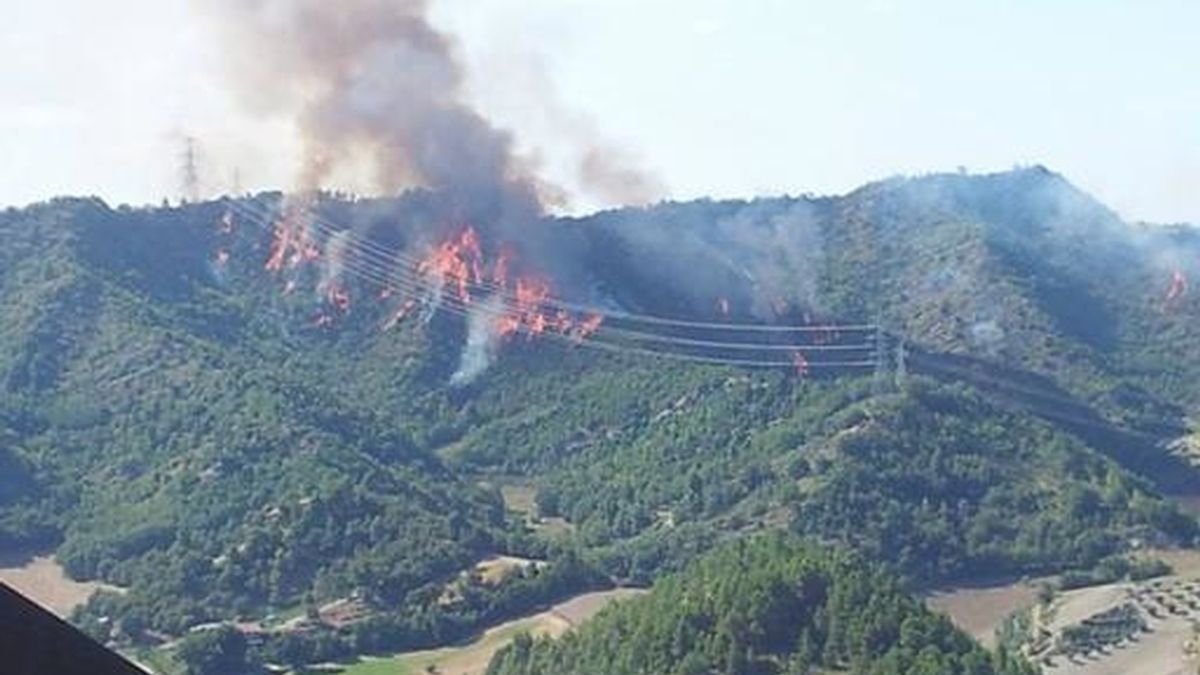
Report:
2,1,1198,222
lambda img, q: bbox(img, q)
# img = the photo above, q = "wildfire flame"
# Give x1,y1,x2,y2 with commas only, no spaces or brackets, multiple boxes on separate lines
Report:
383,299,418,332
575,313,604,341
417,226,486,304
328,287,351,313
266,211,320,272
256,219,606,367
792,350,810,377
414,225,605,344
215,249,230,266
1165,268,1187,308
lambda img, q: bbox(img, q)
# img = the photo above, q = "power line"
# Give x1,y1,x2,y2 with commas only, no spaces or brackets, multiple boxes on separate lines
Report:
234,196,879,334
217,198,878,371
222,198,881,356
198,192,1191,447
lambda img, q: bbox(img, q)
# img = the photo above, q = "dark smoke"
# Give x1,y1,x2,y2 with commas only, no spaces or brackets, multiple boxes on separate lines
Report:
204,0,548,233
200,0,836,382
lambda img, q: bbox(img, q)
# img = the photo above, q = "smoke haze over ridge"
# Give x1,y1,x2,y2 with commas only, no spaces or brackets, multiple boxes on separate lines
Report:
200,0,664,226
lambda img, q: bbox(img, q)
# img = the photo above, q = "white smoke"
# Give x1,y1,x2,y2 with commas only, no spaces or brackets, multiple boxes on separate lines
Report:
606,199,825,319
207,259,229,287
722,202,825,319
317,229,352,297
969,319,1006,357
451,294,505,385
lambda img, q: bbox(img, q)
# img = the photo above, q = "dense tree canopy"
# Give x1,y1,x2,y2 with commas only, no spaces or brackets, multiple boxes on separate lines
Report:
0,169,1195,669
487,535,1038,675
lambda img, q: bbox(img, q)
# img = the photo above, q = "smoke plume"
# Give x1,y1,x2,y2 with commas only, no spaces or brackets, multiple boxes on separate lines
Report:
579,148,664,208
452,294,505,385
204,0,548,231
317,229,352,298
601,200,826,319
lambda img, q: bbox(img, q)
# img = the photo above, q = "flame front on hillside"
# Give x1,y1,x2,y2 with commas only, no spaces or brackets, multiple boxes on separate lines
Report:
259,219,604,382
265,209,319,272
411,226,604,383
1164,268,1187,309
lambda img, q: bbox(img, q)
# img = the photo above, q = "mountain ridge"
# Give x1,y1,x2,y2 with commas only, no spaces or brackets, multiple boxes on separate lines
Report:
0,167,1196,669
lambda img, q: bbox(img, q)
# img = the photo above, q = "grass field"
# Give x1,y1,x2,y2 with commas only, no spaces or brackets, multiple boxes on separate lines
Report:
0,554,121,618
341,613,568,675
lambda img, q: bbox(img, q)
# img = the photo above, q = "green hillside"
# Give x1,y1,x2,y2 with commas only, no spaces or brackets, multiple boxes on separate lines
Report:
486,534,1037,675
0,168,1195,669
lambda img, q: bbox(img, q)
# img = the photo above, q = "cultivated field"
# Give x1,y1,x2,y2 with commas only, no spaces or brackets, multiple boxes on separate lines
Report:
340,588,646,675
927,550,1200,674
1026,551,1200,675
926,579,1041,648
0,553,120,618
1034,576,1200,675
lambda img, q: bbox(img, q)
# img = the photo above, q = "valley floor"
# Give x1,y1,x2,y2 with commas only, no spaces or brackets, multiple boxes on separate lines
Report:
336,588,645,675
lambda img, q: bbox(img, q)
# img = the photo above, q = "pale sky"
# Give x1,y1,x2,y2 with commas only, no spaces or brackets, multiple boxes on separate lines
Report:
2,1,1198,223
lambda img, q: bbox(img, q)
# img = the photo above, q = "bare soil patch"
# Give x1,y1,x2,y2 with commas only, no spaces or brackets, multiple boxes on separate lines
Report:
343,587,645,675
549,588,647,626
926,580,1040,648
0,555,122,618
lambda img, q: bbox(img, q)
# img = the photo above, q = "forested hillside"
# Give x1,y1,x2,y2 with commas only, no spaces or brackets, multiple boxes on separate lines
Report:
0,168,1196,668
486,535,1037,675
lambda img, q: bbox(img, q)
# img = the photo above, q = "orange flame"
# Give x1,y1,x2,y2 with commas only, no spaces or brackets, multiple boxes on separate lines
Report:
792,350,810,377
383,299,418,331
492,249,512,288
265,218,291,271
329,287,351,313
1165,269,1187,308
266,212,320,272
418,226,485,303
574,314,604,342
411,225,606,346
